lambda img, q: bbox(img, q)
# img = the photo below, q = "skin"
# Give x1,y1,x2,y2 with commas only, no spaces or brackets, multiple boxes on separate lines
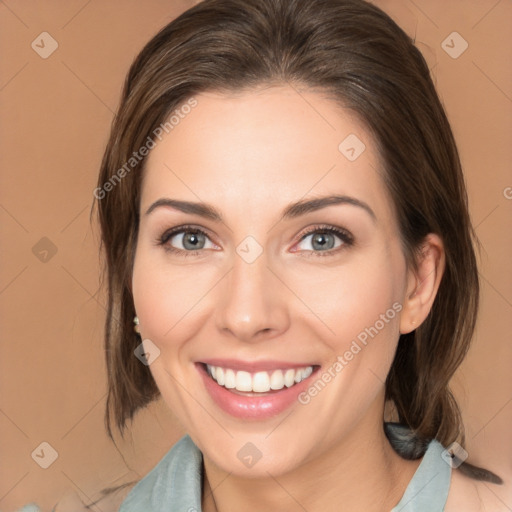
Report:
131,84,448,511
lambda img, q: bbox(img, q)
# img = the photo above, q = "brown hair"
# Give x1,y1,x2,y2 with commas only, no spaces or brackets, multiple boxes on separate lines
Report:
94,0,502,484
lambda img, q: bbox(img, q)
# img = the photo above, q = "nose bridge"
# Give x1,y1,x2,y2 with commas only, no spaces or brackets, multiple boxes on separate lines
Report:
215,249,288,342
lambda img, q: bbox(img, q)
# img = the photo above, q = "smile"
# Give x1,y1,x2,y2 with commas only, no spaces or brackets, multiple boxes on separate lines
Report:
196,361,320,419
206,364,313,393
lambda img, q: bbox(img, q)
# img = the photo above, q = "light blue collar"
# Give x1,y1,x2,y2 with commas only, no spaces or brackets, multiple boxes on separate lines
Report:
120,424,451,512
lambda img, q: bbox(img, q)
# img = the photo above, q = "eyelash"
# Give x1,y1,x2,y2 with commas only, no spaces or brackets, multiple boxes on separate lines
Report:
156,224,354,258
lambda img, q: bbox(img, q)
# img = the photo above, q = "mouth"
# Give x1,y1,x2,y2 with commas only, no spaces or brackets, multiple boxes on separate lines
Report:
196,361,320,419
205,363,314,394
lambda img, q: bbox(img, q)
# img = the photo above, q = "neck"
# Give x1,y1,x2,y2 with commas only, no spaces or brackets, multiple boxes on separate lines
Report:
201,404,421,512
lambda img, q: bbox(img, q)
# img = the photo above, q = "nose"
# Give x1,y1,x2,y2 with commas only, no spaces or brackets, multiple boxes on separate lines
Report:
215,252,290,343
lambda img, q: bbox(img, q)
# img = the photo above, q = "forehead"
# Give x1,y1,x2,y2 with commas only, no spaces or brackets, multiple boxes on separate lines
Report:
140,86,394,225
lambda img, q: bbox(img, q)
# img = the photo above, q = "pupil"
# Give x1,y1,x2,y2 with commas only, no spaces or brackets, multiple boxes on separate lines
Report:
184,232,203,250
313,233,333,251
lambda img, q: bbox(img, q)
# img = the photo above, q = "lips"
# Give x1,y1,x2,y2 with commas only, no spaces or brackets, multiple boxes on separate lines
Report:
196,360,320,420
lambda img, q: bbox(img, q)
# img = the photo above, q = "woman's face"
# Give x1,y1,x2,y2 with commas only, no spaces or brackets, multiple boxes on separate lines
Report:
132,85,414,476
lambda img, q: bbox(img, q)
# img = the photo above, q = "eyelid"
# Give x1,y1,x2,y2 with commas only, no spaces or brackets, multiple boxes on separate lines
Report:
157,224,218,254
159,224,215,244
291,224,354,256
157,223,354,257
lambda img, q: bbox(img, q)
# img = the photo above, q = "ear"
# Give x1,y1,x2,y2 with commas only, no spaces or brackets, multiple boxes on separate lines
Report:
399,233,446,335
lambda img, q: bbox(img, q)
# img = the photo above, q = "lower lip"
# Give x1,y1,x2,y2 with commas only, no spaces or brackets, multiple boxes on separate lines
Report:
196,363,319,420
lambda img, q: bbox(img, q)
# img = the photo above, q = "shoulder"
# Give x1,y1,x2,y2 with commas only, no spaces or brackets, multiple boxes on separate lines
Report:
54,483,137,511
445,467,511,512
119,434,203,511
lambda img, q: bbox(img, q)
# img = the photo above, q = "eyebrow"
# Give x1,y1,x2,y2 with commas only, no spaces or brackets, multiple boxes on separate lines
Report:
144,194,376,223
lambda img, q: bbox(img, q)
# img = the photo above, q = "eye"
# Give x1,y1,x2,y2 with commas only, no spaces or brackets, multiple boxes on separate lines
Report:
293,225,354,257
156,224,354,258
157,225,217,256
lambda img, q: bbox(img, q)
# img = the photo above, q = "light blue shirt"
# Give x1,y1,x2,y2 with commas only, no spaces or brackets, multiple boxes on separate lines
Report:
119,423,452,511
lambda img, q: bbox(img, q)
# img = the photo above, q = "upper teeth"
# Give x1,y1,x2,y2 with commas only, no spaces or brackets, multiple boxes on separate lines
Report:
206,364,313,392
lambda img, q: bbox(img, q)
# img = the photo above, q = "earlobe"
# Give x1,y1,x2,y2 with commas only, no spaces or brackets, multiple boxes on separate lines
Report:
399,234,445,335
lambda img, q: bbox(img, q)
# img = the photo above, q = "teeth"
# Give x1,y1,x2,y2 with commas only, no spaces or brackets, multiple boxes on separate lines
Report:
216,366,225,386
284,369,296,387
205,364,314,393
302,366,313,379
236,371,252,392
253,371,271,392
225,368,236,389
270,369,285,390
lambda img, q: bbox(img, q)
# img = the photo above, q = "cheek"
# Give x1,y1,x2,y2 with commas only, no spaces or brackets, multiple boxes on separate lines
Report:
289,246,406,414
291,246,404,344
290,251,404,432
132,250,216,351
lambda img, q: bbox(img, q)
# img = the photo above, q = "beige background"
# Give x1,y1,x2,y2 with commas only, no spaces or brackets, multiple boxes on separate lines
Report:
1,0,511,510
